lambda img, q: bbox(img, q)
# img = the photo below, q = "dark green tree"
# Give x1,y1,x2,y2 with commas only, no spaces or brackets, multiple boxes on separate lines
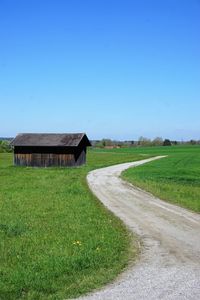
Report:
163,139,172,146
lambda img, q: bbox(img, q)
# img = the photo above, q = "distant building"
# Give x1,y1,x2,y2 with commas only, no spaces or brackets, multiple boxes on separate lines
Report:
10,133,91,167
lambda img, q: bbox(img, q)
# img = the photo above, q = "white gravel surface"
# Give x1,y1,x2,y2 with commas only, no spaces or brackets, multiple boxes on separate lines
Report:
76,156,200,300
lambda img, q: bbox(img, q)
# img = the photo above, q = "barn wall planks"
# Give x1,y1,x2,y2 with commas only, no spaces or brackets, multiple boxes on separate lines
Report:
14,149,86,167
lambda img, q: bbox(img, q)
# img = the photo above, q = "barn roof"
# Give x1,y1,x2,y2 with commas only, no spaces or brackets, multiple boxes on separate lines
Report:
10,133,91,147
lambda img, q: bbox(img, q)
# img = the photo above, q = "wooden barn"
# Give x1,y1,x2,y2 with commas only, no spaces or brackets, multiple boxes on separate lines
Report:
10,133,91,167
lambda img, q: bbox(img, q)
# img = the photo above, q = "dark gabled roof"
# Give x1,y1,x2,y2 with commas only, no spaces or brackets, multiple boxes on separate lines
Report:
10,133,91,147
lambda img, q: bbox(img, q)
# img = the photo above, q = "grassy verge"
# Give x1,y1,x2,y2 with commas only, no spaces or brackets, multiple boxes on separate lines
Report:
121,145,200,213
0,151,148,300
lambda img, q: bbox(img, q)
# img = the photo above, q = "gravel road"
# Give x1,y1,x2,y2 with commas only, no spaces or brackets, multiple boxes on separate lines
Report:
77,156,200,300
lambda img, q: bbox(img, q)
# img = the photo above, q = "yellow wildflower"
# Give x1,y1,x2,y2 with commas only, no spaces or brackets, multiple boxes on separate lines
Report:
73,240,82,246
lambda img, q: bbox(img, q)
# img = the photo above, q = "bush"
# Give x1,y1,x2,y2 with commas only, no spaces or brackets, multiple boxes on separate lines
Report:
0,140,12,153
163,139,172,146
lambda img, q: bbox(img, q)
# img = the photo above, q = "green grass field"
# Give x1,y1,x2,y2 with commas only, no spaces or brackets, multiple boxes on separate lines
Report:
1,145,200,299
0,151,147,300
120,145,200,212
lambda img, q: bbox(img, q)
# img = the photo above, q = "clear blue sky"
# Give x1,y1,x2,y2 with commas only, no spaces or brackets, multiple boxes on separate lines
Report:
0,0,200,140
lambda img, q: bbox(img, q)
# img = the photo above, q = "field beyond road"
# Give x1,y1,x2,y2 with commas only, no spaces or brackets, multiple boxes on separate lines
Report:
0,151,147,300
121,145,200,212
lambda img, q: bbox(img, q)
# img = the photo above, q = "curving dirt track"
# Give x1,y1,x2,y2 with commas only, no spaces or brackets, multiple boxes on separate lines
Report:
78,156,200,300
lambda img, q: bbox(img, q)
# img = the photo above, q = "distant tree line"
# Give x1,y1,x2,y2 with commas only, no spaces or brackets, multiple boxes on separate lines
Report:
92,137,200,148
138,136,172,147
1,137,200,152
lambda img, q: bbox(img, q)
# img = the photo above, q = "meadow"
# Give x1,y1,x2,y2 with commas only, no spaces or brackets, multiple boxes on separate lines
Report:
1,145,199,300
104,145,200,212
0,151,147,300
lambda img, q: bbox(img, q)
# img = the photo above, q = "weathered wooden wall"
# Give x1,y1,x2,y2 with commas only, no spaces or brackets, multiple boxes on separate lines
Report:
14,146,86,167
